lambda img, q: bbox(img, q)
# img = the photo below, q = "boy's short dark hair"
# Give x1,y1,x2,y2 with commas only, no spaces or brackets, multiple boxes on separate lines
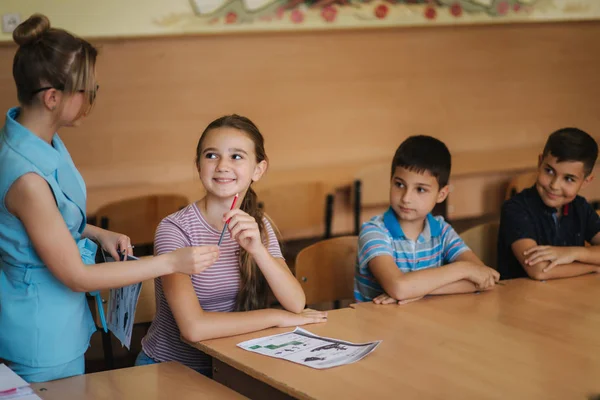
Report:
542,128,598,176
391,135,451,187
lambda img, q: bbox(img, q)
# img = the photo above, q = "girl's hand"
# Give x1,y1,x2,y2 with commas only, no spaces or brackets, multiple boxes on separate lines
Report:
276,309,328,328
167,246,219,275
96,229,132,260
223,209,264,255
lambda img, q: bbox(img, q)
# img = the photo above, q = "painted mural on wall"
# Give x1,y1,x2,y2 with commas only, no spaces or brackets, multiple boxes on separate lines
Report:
155,0,600,33
0,0,598,41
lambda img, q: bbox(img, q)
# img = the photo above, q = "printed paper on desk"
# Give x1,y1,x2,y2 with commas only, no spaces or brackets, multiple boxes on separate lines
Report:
0,364,39,399
0,391,40,400
237,327,381,369
103,251,143,350
0,364,28,393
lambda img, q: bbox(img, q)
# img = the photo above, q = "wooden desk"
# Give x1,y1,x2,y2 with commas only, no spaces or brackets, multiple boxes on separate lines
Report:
193,275,600,399
30,362,246,400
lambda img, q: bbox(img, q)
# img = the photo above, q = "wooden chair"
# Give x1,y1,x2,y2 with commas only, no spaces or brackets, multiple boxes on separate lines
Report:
505,171,537,200
295,236,358,308
255,182,329,240
96,194,189,254
90,277,156,370
93,194,187,369
460,221,500,269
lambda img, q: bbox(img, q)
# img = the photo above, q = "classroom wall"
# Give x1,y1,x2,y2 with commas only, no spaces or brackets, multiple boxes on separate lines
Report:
1,21,599,191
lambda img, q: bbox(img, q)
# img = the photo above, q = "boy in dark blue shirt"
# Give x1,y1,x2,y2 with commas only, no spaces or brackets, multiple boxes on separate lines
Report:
498,128,600,280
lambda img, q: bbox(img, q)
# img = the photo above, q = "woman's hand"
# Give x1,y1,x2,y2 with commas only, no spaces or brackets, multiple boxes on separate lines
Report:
95,229,132,260
166,246,220,275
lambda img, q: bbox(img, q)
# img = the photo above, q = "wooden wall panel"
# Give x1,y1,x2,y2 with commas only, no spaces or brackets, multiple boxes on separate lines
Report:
1,22,599,191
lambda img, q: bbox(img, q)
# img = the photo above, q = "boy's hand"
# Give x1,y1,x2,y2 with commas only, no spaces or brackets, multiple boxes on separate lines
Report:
524,246,580,272
466,263,500,290
373,293,398,304
397,296,424,305
373,293,423,305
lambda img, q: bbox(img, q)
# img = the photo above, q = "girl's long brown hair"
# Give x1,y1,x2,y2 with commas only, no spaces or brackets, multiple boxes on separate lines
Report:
196,115,278,311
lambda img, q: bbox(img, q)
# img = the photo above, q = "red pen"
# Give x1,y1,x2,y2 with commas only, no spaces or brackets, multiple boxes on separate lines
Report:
217,193,239,246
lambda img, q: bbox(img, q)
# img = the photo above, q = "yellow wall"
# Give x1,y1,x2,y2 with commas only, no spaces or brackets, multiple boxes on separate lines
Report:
1,21,599,191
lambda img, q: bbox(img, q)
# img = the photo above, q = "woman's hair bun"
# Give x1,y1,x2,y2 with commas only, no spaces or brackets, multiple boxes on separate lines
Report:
12,14,51,46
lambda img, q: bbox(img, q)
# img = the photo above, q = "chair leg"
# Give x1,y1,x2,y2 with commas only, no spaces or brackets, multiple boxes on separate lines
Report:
353,180,362,236
101,329,114,370
100,216,109,230
98,216,114,369
333,300,341,309
324,194,334,239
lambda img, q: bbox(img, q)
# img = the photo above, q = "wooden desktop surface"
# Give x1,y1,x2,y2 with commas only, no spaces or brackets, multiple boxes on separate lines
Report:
31,362,246,400
193,275,600,400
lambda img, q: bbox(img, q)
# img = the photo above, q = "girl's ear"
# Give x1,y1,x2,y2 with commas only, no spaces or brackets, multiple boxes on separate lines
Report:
252,160,268,183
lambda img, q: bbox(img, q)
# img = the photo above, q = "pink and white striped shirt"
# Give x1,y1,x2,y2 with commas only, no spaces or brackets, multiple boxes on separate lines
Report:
141,202,283,372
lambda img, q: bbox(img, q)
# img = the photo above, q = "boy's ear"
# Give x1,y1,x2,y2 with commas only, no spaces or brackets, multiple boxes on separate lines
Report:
537,153,544,168
252,160,268,182
437,184,450,203
582,173,594,189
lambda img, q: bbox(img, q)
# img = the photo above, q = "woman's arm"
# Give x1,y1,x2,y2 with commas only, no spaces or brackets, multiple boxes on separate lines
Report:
6,173,218,292
82,223,132,260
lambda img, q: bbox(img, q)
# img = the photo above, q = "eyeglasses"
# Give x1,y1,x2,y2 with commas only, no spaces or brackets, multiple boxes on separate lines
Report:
31,84,100,96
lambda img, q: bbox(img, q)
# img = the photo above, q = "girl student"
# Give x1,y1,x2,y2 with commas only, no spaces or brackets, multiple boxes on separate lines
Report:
0,14,217,382
136,115,327,375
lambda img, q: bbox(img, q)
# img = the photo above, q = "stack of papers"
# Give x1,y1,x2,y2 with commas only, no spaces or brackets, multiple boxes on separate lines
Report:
0,364,41,399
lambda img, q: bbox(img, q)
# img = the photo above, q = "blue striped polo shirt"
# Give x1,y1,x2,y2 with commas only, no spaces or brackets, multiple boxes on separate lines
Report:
354,207,469,302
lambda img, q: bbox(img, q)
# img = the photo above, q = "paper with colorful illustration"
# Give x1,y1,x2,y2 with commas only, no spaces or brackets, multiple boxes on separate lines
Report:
237,327,381,369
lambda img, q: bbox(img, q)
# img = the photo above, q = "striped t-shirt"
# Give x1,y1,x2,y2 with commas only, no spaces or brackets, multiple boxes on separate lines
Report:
141,202,283,372
354,207,469,302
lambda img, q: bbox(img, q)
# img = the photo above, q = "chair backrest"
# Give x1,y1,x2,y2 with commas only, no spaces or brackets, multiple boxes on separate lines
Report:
295,236,358,305
505,171,537,200
255,182,327,239
95,194,189,245
93,277,156,329
355,162,389,208
460,221,500,269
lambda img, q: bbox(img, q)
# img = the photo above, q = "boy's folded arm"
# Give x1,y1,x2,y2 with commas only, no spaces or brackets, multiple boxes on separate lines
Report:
577,232,600,264
368,254,471,301
511,239,599,280
427,251,487,295
428,280,478,295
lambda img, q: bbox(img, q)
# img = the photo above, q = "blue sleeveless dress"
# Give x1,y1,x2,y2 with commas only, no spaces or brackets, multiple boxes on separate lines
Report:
0,107,97,382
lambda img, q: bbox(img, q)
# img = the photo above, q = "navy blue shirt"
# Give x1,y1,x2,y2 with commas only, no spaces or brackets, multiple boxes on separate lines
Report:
497,186,600,279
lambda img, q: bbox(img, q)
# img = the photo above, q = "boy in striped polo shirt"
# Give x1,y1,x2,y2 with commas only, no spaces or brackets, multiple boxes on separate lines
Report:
354,136,500,304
